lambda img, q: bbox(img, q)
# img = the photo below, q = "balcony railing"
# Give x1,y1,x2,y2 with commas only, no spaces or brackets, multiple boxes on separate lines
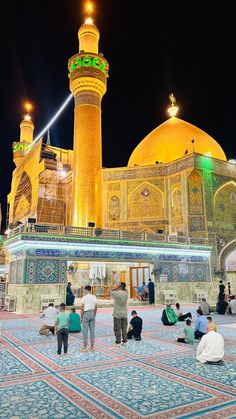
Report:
6,223,209,246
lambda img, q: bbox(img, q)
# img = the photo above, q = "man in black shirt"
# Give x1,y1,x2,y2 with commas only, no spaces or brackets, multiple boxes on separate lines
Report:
127,310,143,341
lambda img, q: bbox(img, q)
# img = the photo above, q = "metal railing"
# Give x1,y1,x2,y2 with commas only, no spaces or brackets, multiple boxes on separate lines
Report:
6,223,209,246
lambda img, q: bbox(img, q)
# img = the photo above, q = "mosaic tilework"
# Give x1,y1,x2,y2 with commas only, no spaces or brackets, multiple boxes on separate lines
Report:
26,258,67,284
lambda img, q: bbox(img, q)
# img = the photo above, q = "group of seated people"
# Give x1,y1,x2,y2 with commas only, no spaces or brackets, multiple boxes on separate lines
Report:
161,302,192,326
216,294,236,315
161,301,224,364
39,303,81,335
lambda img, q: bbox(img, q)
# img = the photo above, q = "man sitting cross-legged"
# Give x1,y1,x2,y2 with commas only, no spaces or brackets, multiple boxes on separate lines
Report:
175,303,192,321
196,322,224,364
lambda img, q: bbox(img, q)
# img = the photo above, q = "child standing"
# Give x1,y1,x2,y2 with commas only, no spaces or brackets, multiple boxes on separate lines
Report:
177,319,195,344
55,303,70,357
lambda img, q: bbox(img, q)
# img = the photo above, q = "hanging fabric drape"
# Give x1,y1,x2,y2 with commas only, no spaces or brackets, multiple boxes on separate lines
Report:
89,263,106,280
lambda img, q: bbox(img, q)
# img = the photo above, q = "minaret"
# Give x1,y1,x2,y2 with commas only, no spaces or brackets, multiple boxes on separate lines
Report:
68,3,109,227
13,103,34,166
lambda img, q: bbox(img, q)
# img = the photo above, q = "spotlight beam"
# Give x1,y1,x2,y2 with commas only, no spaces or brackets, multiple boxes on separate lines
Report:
31,93,73,146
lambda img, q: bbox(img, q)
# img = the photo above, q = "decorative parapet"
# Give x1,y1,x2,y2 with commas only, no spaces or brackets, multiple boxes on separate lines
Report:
68,53,109,79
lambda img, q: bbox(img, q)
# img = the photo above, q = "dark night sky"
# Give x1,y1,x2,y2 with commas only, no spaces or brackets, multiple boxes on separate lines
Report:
0,0,235,231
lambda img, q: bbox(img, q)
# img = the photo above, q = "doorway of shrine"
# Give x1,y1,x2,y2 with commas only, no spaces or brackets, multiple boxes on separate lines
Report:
130,266,150,299
66,261,151,299
225,249,236,294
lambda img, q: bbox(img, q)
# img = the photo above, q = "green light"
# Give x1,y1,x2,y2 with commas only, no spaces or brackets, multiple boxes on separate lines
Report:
69,55,108,78
13,143,29,152
197,155,214,171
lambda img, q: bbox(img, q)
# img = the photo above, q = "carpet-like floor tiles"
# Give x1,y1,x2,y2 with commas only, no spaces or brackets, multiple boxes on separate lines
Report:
0,305,236,418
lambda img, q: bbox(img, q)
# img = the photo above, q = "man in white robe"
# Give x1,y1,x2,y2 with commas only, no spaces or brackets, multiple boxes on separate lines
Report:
196,322,224,364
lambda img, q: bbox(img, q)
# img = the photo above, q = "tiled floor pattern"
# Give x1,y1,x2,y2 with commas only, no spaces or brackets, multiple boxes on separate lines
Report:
0,305,236,418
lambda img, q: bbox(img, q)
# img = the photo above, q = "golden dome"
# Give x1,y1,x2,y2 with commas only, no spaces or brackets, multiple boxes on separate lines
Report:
128,116,226,166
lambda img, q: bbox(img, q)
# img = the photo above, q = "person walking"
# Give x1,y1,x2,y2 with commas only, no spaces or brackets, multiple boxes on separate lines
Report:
111,282,128,347
147,278,155,305
55,303,70,357
80,285,97,352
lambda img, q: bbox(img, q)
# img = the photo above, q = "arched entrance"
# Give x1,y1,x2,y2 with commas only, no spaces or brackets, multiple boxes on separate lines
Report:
220,240,236,291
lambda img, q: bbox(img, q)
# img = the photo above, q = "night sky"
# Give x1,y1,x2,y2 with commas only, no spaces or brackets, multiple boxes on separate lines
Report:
0,0,235,231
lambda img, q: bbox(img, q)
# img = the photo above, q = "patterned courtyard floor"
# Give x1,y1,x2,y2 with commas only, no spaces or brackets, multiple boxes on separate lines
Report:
1,305,236,418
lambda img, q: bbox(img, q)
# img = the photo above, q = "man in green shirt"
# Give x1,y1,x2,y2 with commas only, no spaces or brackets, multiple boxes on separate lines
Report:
177,319,195,344
69,307,81,333
55,303,70,356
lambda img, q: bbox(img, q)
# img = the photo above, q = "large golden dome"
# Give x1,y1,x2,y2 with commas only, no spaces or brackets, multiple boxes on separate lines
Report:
128,116,226,166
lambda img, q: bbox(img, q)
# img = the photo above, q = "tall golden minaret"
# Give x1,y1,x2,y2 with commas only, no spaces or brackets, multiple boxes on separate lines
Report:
13,103,34,167
68,3,109,227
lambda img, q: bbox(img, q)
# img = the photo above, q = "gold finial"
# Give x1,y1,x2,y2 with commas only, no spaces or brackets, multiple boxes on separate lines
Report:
167,93,179,117
169,93,176,106
85,2,94,24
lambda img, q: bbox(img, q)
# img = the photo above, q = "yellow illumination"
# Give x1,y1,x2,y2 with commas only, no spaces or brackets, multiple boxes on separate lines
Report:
24,114,31,121
85,17,93,24
167,93,179,117
24,102,32,113
84,1,94,24
128,116,227,166
87,2,93,13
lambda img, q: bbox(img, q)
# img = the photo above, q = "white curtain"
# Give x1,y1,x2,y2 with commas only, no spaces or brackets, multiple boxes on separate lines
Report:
89,263,106,280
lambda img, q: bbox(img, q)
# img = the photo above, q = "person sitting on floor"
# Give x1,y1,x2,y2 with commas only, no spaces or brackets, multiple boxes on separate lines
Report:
135,283,146,301
194,309,208,339
127,310,143,340
39,303,59,336
175,303,192,321
199,298,210,315
228,295,236,314
68,307,81,333
206,316,213,325
161,304,178,326
196,322,224,364
177,319,195,344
